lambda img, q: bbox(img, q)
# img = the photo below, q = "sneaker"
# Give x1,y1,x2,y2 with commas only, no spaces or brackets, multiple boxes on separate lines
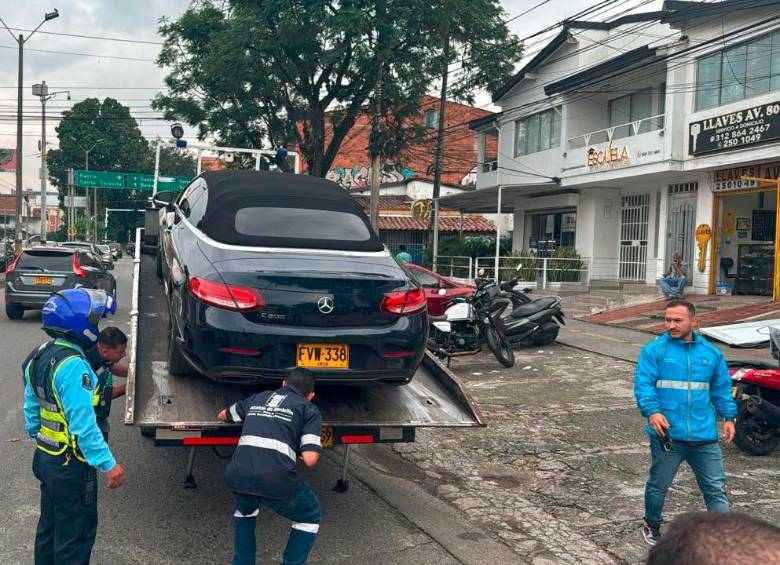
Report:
642,523,661,546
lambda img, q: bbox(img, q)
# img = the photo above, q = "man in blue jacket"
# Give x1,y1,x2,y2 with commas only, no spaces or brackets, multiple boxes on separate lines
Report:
22,289,125,565
634,299,736,547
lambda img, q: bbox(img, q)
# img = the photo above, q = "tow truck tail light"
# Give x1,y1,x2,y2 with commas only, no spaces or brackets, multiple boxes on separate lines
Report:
4,253,20,275
189,277,265,311
381,288,426,316
182,437,239,446
340,435,375,444
72,254,87,278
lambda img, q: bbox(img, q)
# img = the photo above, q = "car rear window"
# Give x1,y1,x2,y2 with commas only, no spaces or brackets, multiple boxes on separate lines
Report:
16,251,73,271
234,207,372,243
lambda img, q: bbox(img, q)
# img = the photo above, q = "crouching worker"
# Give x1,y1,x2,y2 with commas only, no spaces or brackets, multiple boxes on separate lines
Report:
218,369,323,565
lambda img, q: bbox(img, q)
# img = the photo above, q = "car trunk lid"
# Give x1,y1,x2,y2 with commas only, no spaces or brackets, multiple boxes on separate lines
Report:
208,253,413,327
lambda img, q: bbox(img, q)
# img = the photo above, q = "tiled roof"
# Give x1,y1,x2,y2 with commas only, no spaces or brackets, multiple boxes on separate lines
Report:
378,215,495,232
353,195,413,211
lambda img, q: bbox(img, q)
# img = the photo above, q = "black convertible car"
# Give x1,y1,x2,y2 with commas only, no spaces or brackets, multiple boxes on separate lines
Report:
156,171,427,385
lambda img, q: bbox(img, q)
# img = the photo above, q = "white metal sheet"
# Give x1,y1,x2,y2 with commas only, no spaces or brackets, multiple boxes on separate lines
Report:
700,320,780,346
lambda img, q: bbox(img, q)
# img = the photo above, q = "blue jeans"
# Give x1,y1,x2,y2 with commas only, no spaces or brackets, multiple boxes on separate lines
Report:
644,437,729,525
232,483,321,565
659,276,686,297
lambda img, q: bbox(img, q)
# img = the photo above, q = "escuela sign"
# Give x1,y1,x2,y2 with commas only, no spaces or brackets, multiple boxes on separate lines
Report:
587,144,630,169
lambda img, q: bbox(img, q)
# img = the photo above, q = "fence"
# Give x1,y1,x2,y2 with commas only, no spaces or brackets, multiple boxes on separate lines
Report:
435,255,591,289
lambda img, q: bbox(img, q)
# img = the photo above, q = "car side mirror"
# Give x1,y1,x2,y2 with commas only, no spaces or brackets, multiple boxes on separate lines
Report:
152,190,176,209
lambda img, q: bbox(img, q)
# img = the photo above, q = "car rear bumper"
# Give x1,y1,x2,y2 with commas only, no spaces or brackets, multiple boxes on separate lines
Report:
4,288,52,308
177,306,427,385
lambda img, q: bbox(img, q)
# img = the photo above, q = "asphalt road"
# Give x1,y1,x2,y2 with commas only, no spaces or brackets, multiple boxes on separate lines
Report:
0,258,511,565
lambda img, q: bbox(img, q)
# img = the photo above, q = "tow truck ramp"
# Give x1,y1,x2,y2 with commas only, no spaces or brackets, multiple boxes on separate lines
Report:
125,229,484,487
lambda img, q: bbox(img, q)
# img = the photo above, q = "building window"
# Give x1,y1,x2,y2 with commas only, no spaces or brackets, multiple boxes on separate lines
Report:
513,107,561,157
525,209,576,255
608,88,652,138
424,109,438,129
696,31,779,111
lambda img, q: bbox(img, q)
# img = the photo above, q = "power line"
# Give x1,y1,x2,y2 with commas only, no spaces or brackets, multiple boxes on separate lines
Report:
0,44,156,62
5,27,163,46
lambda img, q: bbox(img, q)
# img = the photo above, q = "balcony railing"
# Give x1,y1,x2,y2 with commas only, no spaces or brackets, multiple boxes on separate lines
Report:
567,114,665,149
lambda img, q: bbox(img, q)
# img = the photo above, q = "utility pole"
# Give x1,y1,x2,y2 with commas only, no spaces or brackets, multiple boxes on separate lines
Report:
428,34,450,261
368,0,388,232
368,64,382,231
0,9,60,252
67,168,74,241
71,137,102,242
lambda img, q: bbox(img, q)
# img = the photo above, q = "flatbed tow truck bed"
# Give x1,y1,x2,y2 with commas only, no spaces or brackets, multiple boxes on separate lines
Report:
125,229,485,489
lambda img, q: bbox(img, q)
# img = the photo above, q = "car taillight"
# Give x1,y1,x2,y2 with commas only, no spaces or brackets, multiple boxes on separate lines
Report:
381,287,427,315
72,255,86,278
4,253,20,275
189,277,265,311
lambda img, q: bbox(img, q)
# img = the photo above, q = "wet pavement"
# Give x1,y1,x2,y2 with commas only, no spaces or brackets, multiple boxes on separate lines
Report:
392,344,780,564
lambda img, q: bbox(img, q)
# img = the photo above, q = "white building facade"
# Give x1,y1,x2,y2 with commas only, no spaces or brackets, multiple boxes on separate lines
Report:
461,0,780,296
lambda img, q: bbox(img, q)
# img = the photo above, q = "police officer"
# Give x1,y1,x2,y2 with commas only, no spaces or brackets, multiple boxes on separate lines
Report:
22,288,125,565
85,327,128,440
218,369,322,565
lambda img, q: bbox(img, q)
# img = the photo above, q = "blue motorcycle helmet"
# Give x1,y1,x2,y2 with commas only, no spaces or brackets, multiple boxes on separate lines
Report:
41,288,117,347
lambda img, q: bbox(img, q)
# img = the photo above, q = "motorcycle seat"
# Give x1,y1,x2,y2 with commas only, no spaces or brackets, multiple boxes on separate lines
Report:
511,297,558,318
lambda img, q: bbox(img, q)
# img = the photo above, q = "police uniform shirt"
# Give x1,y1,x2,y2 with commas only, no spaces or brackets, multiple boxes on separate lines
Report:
223,386,322,500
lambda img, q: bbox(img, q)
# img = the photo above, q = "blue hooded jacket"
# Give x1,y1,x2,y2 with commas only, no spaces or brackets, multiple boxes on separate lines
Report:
634,332,736,442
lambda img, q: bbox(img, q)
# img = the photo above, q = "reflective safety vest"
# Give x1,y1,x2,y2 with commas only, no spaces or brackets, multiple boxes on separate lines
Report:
23,340,101,461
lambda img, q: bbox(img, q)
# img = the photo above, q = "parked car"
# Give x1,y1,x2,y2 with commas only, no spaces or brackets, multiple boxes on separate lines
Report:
96,244,115,267
405,264,476,317
156,170,428,385
109,243,123,259
62,241,113,270
4,247,116,319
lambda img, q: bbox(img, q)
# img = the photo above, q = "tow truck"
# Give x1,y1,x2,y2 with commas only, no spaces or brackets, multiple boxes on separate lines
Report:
125,227,484,490
124,145,484,490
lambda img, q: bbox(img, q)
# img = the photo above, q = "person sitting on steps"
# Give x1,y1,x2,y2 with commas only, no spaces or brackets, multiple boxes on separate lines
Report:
660,252,687,299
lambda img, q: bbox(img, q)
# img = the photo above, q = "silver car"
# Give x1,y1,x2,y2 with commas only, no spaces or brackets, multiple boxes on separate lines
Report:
4,247,116,319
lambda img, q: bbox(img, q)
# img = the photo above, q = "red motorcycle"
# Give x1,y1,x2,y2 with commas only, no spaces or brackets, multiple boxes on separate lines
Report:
729,354,780,455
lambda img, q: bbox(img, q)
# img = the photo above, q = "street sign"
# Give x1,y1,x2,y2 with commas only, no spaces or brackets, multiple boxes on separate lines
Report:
67,227,77,237
75,170,124,188
75,171,192,191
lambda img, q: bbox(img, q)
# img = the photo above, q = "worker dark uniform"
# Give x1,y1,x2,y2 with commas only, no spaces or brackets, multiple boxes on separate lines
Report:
84,346,114,440
223,386,323,565
22,338,117,565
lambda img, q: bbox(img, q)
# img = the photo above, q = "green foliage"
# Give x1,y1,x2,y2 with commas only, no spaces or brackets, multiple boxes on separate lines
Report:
153,0,522,177
546,248,585,283
499,250,538,282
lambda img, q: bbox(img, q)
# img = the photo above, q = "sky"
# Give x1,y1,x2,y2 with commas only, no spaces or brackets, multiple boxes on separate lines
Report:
0,0,665,192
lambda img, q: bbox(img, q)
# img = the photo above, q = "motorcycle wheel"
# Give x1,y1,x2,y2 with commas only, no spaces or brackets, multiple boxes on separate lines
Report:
734,403,779,456
485,324,515,368
531,323,559,345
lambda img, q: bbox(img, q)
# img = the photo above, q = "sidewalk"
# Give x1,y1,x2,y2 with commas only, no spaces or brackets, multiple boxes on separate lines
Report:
559,318,774,364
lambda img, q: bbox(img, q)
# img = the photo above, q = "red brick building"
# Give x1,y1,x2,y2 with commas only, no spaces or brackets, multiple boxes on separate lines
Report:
298,96,498,190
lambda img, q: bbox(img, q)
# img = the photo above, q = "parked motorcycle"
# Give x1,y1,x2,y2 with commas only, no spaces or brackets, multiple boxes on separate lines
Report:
427,277,515,368
729,328,780,455
497,271,566,346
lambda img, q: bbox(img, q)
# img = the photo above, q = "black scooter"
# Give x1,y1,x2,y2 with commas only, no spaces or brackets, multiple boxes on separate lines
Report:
494,273,566,346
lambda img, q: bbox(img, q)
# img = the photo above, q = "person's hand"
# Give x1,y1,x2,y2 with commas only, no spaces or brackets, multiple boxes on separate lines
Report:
106,463,125,489
721,421,736,444
649,413,670,437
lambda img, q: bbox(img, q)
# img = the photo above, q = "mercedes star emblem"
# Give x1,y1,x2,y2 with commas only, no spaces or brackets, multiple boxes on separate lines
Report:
317,296,334,314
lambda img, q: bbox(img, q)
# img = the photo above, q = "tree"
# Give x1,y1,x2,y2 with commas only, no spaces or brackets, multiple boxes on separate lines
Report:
153,0,522,178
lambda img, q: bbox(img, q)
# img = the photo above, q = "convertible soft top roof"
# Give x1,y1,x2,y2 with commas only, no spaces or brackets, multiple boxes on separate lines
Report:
195,171,384,252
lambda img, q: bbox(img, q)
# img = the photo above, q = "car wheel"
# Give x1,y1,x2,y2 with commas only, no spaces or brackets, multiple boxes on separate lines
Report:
5,303,24,320
167,318,194,376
